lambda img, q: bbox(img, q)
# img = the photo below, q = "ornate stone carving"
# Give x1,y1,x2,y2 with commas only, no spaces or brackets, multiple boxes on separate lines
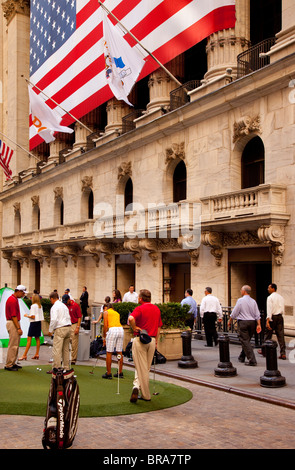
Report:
31,247,52,267
2,0,30,24
2,251,12,267
54,187,63,200
81,176,93,192
83,242,101,267
222,231,263,247
233,115,261,143
13,202,20,214
188,249,200,267
31,195,39,207
123,239,141,266
118,161,132,181
54,245,80,267
201,231,223,266
12,249,29,267
257,225,286,265
139,239,159,267
165,142,185,165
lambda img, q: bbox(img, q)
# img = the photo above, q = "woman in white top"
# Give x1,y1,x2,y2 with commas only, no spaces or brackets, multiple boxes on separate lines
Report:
19,294,44,360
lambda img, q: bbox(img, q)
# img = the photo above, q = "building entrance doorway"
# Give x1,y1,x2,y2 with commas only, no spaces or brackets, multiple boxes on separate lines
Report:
228,248,272,313
115,254,135,299
162,252,191,302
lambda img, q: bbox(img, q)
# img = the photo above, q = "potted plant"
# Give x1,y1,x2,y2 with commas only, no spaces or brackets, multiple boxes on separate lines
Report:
112,301,191,360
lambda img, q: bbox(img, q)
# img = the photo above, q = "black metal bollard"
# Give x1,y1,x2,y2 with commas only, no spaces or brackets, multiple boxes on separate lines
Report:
260,340,286,388
214,334,237,377
178,330,198,368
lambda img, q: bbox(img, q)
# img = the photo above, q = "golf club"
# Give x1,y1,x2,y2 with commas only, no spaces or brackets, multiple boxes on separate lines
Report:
153,353,159,396
89,356,99,375
116,354,121,394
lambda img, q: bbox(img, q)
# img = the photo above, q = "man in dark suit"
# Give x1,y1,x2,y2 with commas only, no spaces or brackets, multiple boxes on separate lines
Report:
80,286,89,319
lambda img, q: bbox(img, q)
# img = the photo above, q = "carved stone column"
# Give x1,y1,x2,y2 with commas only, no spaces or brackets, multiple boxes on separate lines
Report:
147,55,184,112
105,98,130,134
205,0,250,82
2,0,30,178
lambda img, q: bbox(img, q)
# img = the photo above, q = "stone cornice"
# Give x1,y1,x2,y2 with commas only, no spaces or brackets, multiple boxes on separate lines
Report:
2,0,30,24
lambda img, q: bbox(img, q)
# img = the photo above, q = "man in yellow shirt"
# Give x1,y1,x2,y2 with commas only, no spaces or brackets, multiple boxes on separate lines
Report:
102,303,124,379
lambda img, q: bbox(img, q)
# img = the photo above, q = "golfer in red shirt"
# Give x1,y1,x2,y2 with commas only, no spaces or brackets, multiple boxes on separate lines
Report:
5,285,27,371
63,295,82,365
128,289,162,402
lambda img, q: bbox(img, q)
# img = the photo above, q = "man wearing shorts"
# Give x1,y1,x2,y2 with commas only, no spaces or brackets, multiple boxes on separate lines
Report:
102,303,124,379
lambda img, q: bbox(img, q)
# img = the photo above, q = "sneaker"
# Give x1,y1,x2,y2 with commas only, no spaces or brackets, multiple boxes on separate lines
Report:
130,387,139,403
102,372,112,379
114,372,124,378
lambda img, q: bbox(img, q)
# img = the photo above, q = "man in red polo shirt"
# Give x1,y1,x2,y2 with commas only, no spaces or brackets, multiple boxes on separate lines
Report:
63,294,82,365
128,289,162,403
5,285,27,371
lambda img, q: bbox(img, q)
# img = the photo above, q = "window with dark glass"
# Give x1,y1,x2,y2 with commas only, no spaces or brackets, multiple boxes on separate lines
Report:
241,136,265,189
173,161,187,202
125,178,133,210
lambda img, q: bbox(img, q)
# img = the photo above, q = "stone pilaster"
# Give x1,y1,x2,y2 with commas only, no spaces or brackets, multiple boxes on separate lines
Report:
2,0,30,177
268,0,295,63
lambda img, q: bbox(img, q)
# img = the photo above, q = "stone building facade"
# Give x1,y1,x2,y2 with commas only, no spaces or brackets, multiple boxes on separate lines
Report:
1,1,295,334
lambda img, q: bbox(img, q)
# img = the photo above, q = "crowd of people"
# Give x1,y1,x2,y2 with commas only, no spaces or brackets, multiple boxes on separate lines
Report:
3,281,287,403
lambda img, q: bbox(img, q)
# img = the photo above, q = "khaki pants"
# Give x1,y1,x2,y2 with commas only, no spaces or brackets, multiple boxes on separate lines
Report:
52,325,71,369
6,321,20,368
70,323,79,363
132,336,156,400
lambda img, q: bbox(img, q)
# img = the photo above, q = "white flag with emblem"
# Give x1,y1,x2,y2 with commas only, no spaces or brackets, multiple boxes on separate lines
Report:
102,9,145,107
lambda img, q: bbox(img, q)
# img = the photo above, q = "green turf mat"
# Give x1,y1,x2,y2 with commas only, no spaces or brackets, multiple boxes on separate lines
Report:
0,365,192,417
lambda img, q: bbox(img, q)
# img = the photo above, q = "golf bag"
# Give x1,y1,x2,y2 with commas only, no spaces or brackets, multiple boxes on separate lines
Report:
90,335,105,357
42,368,80,450
152,349,166,365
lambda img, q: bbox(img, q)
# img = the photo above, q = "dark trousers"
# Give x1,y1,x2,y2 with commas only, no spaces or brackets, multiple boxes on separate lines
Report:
81,304,88,318
203,312,218,346
237,320,257,364
263,314,286,355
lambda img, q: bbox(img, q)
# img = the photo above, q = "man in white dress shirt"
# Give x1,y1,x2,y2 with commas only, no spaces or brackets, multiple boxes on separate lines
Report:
48,291,72,372
122,285,138,303
259,283,286,359
200,287,223,347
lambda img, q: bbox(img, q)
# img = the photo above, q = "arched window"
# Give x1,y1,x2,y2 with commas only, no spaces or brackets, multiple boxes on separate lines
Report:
88,190,94,219
241,136,265,189
54,197,64,226
125,178,133,211
32,205,40,231
14,208,21,235
173,160,187,202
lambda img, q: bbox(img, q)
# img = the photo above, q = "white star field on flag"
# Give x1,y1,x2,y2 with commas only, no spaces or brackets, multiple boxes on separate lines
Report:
30,0,76,75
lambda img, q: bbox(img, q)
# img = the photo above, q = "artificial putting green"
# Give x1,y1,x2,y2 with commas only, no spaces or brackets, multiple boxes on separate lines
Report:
0,365,192,417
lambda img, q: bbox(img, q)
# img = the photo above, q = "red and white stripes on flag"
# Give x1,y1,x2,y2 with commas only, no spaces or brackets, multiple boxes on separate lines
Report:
0,140,13,180
29,0,236,150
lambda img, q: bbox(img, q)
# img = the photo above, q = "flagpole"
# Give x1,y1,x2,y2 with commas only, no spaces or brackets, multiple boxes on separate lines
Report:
22,76,94,135
98,1,182,88
0,130,40,161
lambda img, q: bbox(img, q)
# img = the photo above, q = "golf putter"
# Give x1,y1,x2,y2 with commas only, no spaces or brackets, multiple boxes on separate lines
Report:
89,356,99,375
153,353,159,396
116,354,121,394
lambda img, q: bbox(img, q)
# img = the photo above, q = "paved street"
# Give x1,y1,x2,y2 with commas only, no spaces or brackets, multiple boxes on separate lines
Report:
0,336,295,451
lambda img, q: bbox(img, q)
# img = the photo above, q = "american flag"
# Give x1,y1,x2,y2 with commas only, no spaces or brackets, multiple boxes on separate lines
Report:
0,140,13,180
29,0,236,149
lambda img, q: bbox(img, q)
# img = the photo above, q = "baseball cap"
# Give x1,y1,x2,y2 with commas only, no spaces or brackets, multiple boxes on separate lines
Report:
16,285,28,293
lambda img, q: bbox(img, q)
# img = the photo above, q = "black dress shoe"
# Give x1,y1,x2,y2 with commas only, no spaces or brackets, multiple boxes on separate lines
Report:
4,366,18,371
244,361,257,366
130,387,139,403
102,372,112,379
